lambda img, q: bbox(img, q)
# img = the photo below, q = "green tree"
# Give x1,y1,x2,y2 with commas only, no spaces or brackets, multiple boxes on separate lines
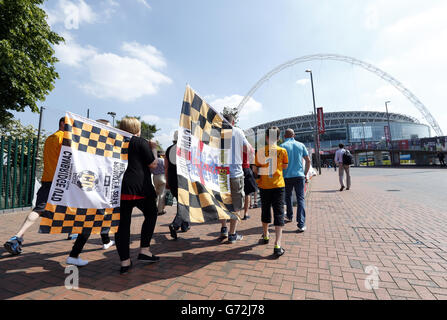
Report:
0,0,64,126
116,116,160,141
0,118,47,180
222,106,239,125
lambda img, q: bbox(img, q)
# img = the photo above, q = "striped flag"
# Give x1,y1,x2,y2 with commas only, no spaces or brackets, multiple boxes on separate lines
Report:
39,112,132,235
177,86,239,223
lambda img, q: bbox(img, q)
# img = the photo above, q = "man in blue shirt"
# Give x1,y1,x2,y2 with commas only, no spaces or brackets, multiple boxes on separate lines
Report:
280,129,311,232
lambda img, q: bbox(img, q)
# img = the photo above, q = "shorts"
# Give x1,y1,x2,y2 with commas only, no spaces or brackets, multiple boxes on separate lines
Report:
33,182,52,214
243,167,257,195
230,176,245,212
260,187,285,227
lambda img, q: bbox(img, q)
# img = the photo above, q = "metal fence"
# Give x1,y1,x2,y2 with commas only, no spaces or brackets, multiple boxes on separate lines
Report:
0,136,37,211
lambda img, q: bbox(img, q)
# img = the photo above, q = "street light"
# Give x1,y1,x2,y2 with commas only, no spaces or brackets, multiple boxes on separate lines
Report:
107,112,116,127
385,101,393,166
305,69,321,175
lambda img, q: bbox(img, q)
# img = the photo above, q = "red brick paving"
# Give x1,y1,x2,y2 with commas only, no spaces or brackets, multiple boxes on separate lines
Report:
1,169,447,300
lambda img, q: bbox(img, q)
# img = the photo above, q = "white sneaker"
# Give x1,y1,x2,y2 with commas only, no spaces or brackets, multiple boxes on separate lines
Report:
297,226,307,233
66,256,89,266
103,240,115,250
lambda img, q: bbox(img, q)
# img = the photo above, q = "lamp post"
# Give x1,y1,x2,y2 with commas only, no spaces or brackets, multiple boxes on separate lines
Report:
385,101,393,166
305,69,321,175
362,122,368,167
107,112,116,127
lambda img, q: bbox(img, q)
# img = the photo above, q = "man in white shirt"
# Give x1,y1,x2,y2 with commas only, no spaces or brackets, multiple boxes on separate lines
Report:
334,143,351,191
219,114,252,243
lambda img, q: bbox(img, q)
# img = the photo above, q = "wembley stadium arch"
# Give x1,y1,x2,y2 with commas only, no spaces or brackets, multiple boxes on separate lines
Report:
237,54,443,137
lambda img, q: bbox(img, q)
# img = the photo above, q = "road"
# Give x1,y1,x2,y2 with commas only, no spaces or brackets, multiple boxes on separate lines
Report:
347,167,447,211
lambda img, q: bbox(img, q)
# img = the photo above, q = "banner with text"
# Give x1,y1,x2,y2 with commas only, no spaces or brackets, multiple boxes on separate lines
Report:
177,86,239,223
39,112,132,235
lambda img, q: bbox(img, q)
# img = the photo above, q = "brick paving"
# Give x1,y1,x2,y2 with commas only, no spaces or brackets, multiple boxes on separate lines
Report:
1,168,447,300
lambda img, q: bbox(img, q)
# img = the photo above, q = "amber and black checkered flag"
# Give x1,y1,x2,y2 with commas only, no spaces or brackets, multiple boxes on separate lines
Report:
39,112,132,235
177,86,239,223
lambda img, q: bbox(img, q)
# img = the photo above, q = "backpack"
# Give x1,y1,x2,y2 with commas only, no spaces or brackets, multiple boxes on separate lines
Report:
342,150,354,165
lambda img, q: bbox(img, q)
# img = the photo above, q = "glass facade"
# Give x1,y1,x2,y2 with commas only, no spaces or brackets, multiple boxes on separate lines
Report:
347,122,430,144
249,112,432,152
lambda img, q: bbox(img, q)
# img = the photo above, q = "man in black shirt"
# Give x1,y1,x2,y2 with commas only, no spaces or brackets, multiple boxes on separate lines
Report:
165,131,190,239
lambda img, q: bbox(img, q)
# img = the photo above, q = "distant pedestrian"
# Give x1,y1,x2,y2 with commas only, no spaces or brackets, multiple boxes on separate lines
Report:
280,129,311,232
254,126,288,257
438,152,446,166
151,151,167,216
335,143,351,191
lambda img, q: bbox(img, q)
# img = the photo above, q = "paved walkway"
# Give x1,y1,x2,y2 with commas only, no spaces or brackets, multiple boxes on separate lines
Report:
1,168,447,300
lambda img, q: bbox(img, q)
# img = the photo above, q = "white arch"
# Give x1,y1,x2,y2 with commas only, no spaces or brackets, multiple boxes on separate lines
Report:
237,54,443,136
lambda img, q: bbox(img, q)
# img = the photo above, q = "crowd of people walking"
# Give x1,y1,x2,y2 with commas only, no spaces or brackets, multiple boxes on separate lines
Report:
3,113,350,275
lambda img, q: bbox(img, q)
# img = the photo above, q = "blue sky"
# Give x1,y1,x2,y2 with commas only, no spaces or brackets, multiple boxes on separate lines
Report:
14,0,447,148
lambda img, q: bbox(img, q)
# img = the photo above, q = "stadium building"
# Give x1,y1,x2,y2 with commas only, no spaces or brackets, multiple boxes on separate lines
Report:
247,111,432,166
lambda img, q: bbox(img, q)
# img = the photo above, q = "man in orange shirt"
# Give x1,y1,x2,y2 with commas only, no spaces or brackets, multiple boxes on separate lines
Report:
4,117,65,255
253,126,288,257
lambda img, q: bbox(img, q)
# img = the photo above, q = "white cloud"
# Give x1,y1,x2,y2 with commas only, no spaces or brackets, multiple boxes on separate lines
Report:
141,114,178,149
101,0,120,19
122,42,166,69
46,0,97,30
55,33,97,67
296,79,310,86
154,130,177,150
373,2,447,134
82,53,172,101
364,5,379,30
210,95,262,119
374,85,400,100
141,114,160,123
55,36,172,101
136,0,151,10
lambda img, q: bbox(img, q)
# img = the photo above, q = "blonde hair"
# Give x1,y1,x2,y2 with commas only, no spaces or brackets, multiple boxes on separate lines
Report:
119,117,141,135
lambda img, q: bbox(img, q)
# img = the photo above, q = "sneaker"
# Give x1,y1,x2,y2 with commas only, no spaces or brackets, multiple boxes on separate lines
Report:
242,215,250,220
66,256,89,267
4,236,23,255
297,226,307,233
261,234,270,244
181,225,191,232
103,240,115,250
138,253,160,263
346,187,350,190
220,227,228,238
340,186,345,191
157,210,167,216
169,224,178,240
228,233,243,244
274,247,285,257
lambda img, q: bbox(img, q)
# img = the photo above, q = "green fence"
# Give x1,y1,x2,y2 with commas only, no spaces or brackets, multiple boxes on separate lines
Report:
0,136,38,211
